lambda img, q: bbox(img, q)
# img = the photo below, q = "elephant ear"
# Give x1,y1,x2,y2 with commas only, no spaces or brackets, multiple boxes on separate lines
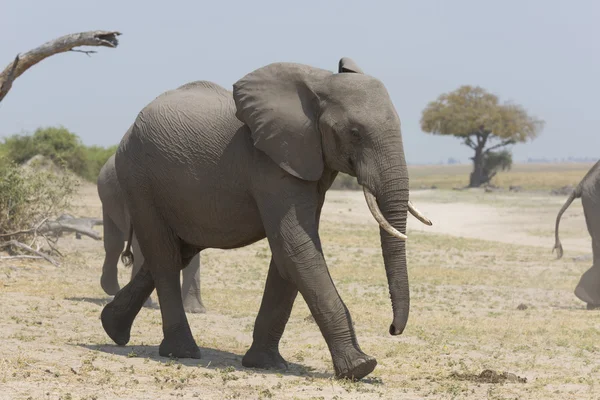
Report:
233,63,331,181
338,57,364,74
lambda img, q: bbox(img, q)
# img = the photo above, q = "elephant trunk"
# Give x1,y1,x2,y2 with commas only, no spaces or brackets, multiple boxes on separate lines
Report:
363,165,410,336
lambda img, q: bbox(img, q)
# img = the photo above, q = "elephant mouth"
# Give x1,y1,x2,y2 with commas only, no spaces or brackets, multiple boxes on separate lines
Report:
362,187,432,240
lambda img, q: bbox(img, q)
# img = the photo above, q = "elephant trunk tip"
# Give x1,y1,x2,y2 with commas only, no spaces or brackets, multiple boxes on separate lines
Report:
389,313,408,336
389,322,404,336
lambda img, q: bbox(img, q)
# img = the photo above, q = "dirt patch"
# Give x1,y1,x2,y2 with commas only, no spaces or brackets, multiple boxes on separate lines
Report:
322,189,591,253
451,369,528,384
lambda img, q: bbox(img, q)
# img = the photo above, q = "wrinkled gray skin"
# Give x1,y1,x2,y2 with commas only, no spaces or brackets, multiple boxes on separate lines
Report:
554,160,600,309
101,58,419,380
97,155,205,313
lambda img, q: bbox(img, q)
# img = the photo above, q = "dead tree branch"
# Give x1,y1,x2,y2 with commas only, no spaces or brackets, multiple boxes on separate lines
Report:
0,214,103,241
0,240,59,266
0,30,121,103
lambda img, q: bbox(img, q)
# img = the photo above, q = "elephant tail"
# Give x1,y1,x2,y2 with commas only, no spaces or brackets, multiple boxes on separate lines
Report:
120,223,134,267
553,185,582,259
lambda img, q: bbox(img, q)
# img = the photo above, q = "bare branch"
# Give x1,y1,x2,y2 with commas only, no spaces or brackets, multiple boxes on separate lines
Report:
0,30,121,103
0,215,102,240
463,136,477,149
69,49,97,57
0,55,19,102
0,240,59,266
484,139,516,154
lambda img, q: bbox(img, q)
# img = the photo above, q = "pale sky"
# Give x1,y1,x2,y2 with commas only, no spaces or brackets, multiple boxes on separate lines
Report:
1,0,598,164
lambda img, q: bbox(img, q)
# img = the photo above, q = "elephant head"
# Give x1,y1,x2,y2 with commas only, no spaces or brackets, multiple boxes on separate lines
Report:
233,58,431,336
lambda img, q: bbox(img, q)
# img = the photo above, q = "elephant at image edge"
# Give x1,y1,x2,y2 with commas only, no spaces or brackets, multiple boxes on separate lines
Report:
101,57,431,380
554,160,600,308
97,154,206,313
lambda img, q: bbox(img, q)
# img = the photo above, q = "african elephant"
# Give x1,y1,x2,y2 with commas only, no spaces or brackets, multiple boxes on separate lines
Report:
553,160,600,308
97,154,205,313
100,57,431,380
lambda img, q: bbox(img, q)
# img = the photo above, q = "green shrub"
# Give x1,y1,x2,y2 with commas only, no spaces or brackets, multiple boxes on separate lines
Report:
82,144,118,181
1,126,116,182
0,160,78,240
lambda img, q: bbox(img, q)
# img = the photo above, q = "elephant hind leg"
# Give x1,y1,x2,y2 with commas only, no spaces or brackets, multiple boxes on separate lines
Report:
100,210,125,296
128,234,159,309
574,264,600,307
129,211,201,359
101,262,154,345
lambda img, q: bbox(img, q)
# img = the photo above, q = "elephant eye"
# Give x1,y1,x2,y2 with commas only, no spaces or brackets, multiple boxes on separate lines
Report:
350,128,361,140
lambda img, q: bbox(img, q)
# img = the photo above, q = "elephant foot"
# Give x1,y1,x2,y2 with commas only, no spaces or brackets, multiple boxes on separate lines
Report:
100,272,120,296
242,345,288,370
587,303,600,310
575,284,600,306
101,301,133,346
332,350,377,381
183,296,206,314
159,323,201,359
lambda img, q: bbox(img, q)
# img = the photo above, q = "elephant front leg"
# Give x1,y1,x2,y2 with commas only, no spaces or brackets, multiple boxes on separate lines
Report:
100,212,124,296
290,254,377,380
243,258,297,370
257,196,376,380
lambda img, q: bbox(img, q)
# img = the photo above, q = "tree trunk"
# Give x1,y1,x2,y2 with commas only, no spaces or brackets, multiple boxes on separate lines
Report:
469,147,486,187
468,132,489,188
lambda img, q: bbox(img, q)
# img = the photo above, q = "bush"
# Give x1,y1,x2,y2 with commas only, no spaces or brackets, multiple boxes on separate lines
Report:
1,126,116,182
483,150,513,184
0,160,78,241
82,144,118,181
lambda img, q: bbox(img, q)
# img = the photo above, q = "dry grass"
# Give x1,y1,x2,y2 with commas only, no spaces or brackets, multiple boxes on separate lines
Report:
1,171,598,399
409,162,594,190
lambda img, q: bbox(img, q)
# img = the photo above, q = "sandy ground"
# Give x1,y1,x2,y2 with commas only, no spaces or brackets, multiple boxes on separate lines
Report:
0,183,597,400
323,188,590,253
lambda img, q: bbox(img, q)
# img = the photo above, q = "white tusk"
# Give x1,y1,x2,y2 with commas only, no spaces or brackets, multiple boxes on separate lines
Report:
408,201,433,226
363,186,408,241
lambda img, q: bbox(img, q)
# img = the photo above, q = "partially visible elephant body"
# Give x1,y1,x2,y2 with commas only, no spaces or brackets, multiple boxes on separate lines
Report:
97,154,205,313
101,60,432,381
554,160,600,307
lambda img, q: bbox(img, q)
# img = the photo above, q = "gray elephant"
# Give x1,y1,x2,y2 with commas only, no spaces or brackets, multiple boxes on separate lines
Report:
553,160,600,308
97,154,205,313
100,57,431,380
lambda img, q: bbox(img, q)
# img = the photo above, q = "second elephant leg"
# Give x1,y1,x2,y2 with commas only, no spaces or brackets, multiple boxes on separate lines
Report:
575,264,600,307
242,258,297,369
181,254,206,314
100,212,124,296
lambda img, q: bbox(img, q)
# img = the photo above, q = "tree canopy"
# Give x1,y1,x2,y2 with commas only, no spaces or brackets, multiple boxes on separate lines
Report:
420,85,544,187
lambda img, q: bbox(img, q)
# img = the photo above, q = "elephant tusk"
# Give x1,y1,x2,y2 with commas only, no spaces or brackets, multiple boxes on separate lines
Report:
363,186,408,241
408,201,433,226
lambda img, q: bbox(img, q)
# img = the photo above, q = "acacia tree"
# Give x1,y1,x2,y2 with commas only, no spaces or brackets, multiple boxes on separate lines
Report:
420,85,544,187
